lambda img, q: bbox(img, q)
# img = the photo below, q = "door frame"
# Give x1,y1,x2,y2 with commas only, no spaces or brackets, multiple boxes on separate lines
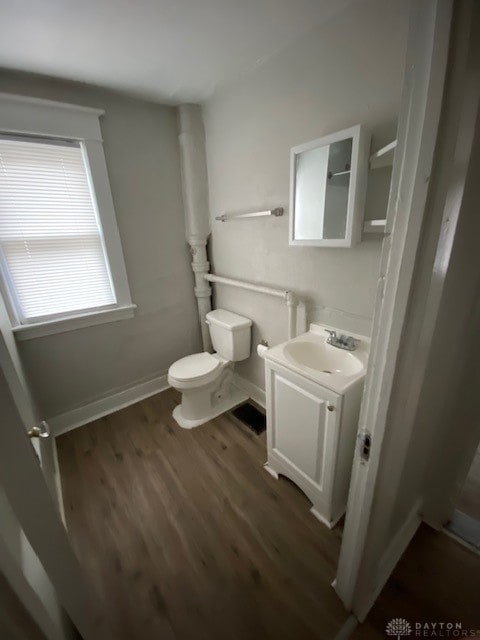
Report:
416,2,480,528
335,0,454,617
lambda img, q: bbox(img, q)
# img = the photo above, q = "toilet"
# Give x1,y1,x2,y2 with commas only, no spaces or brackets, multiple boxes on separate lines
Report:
168,309,252,429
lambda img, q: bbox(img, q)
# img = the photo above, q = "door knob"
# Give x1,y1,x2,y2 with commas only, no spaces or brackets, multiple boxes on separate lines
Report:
27,421,50,439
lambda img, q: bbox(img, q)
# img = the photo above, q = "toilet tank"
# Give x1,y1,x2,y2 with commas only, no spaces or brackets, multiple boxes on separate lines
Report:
206,309,252,361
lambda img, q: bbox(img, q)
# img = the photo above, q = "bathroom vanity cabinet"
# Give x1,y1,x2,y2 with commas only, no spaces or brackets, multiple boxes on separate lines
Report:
264,358,364,528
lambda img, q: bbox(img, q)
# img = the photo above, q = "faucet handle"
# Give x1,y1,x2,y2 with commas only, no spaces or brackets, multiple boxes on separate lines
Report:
325,329,336,342
343,335,359,350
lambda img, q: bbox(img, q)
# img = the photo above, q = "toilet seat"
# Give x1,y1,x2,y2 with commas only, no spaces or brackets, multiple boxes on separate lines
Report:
168,352,221,384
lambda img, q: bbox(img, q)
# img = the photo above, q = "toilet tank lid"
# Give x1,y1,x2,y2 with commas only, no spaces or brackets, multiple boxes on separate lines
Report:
206,309,252,330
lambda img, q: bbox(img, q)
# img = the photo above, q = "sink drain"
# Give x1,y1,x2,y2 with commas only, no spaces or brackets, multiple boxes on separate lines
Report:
322,369,332,374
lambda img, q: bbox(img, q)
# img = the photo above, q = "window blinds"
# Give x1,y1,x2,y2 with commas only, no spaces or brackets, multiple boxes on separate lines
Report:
0,136,116,322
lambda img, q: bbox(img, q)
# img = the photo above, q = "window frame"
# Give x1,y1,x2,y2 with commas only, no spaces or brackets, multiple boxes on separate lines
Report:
0,93,135,340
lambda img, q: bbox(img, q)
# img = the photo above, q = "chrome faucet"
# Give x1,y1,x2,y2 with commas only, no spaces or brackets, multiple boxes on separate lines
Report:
325,329,358,352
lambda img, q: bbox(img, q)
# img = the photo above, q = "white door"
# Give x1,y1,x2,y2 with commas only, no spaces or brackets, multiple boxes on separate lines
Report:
0,278,110,639
335,0,455,620
0,531,61,640
0,293,39,428
0,363,112,640
0,294,61,499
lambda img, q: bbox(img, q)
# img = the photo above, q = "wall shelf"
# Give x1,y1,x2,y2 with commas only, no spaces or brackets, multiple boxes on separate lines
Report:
369,139,397,169
363,219,387,233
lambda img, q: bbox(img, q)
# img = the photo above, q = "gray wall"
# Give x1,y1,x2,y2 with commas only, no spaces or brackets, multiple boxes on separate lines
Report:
0,70,201,417
203,0,410,391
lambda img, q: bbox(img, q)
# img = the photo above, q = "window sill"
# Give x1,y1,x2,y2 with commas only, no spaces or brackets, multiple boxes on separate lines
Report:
13,304,136,341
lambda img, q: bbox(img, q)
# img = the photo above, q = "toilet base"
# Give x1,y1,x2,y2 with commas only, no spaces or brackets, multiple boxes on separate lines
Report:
172,385,248,429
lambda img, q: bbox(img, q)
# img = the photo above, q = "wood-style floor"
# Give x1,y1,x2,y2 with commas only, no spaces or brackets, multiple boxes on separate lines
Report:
57,388,348,640
352,524,480,639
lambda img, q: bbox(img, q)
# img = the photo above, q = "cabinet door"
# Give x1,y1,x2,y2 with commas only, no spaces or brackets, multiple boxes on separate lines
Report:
268,364,341,493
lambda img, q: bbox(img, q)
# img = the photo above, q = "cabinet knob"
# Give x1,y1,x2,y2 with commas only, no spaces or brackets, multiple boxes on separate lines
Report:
327,405,335,412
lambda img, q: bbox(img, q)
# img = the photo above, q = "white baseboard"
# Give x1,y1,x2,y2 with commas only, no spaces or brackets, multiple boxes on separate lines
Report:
232,373,266,408
48,373,170,436
50,372,262,437
355,498,422,621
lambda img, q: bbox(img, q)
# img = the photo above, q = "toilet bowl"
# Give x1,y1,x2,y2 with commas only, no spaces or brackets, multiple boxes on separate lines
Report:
168,309,252,429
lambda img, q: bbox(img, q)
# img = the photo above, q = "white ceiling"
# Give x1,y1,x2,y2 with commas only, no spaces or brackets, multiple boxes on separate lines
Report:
0,0,355,104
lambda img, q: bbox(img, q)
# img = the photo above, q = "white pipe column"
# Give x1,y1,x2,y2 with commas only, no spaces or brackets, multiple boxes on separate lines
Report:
177,104,212,351
286,291,297,340
190,242,212,350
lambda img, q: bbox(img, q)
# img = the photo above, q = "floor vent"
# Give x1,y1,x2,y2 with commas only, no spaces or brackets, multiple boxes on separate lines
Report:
231,402,266,435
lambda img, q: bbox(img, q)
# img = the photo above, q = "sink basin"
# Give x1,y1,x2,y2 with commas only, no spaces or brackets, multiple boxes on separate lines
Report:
264,324,369,393
284,340,363,376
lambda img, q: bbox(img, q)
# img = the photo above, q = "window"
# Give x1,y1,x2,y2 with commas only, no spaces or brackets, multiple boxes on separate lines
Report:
0,136,116,321
0,93,134,339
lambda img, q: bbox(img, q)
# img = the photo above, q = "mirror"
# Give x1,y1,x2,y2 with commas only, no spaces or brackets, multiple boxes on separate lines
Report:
289,125,370,247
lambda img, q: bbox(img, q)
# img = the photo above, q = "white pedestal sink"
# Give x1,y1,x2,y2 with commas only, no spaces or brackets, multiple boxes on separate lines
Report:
264,324,370,528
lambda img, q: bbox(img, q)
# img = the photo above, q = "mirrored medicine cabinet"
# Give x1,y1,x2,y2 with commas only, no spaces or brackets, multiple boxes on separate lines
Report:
289,125,370,247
